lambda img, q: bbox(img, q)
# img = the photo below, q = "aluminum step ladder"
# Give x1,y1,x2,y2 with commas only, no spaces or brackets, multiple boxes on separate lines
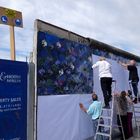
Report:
133,103,140,137
95,80,125,140
128,81,140,103
128,81,140,137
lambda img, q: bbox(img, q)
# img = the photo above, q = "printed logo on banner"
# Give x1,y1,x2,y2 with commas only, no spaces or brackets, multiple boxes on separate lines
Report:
0,72,21,83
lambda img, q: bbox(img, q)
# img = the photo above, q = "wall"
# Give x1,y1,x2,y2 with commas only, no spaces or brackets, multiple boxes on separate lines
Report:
36,31,93,140
37,31,93,95
37,95,93,140
35,21,140,140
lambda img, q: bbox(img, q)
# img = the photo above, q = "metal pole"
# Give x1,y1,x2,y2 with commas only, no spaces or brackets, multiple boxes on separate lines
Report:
10,26,16,60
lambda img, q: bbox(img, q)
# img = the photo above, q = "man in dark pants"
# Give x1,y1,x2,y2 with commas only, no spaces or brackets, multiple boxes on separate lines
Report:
92,57,112,108
100,77,112,107
119,60,139,103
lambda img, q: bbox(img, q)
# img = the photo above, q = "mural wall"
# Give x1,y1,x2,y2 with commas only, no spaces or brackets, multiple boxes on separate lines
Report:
36,25,140,140
92,48,140,65
37,31,93,95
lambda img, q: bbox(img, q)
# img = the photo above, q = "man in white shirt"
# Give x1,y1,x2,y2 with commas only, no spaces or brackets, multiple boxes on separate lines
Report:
92,57,112,108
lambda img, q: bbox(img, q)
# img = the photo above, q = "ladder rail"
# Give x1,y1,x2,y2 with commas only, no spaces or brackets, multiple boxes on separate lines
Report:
116,97,125,140
94,102,104,140
109,80,116,138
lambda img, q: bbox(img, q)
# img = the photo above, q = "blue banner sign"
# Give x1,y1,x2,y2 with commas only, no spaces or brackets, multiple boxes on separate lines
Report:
0,59,28,140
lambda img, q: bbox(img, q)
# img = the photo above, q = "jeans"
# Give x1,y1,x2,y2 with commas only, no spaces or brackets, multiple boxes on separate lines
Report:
92,119,98,138
131,81,138,97
100,77,112,106
93,119,105,140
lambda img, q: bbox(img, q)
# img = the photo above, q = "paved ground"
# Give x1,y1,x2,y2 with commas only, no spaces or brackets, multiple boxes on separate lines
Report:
86,126,140,140
113,127,140,140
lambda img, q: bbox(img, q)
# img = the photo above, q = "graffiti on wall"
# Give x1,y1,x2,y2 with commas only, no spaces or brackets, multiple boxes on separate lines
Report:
92,48,128,63
37,31,93,95
92,48,140,65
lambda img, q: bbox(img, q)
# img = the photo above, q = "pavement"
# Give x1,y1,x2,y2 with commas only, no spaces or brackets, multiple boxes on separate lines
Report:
85,125,140,140
113,127,140,140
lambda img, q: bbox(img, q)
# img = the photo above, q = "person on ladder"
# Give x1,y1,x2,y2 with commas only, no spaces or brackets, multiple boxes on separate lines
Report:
119,60,139,103
92,57,112,108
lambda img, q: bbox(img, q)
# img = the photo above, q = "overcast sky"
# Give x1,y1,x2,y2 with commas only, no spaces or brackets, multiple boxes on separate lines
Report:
0,0,140,61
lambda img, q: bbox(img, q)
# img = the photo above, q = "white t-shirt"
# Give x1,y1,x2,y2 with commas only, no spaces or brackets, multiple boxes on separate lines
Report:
92,60,112,79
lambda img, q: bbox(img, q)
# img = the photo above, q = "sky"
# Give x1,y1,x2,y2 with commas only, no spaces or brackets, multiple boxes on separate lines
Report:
0,0,140,61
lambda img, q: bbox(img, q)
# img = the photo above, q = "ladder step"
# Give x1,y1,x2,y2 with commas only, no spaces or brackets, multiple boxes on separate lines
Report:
96,132,110,137
134,111,140,113
100,116,111,119
113,125,123,128
136,119,140,122
102,108,112,111
98,124,111,128
135,117,140,119
134,106,140,108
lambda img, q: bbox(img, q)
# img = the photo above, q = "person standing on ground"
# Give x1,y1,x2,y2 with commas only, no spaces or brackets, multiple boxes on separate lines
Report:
79,93,102,140
119,60,139,103
116,91,129,140
126,90,133,138
92,57,112,108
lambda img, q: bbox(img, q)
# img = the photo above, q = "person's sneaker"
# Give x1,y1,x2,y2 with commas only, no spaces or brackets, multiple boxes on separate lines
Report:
103,105,110,109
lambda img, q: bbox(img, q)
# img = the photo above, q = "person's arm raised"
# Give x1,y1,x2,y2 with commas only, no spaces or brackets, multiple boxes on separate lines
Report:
92,61,99,69
118,61,128,69
79,103,87,113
